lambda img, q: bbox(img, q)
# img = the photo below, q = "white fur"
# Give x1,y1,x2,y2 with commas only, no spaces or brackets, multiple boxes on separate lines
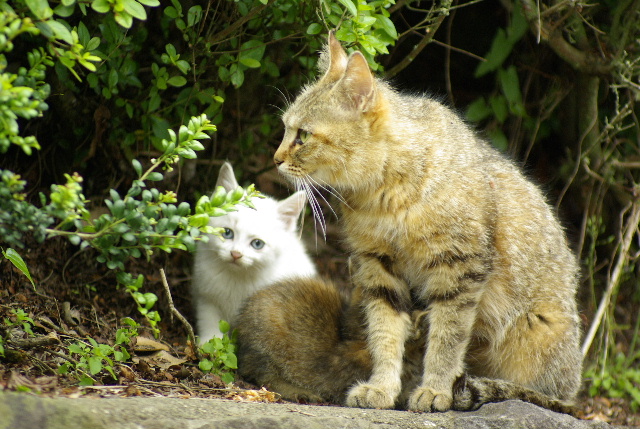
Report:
192,162,316,343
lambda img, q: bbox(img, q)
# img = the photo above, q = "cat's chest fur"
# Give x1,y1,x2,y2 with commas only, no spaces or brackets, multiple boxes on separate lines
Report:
340,167,496,289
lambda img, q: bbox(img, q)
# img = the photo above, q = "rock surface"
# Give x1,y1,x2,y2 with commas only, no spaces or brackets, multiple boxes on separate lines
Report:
0,391,618,429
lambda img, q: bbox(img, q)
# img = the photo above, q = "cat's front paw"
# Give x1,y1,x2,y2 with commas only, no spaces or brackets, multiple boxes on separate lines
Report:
345,383,395,409
408,386,453,412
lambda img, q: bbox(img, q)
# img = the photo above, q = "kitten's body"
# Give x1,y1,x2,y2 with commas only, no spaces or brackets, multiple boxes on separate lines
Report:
237,34,582,412
192,162,316,343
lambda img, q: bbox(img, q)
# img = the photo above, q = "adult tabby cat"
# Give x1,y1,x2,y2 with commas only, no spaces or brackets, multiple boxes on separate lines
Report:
236,33,582,413
192,162,316,343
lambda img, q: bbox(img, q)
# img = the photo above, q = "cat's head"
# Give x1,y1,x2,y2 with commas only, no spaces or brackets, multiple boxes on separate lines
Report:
273,32,389,191
204,162,307,271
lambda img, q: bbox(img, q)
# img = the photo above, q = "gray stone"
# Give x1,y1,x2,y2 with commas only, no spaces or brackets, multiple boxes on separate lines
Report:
0,391,616,429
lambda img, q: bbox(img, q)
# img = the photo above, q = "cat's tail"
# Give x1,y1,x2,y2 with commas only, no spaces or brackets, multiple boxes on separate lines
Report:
452,374,576,415
236,276,371,404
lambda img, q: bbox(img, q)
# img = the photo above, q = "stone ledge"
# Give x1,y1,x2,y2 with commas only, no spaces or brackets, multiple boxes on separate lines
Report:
0,391,617,429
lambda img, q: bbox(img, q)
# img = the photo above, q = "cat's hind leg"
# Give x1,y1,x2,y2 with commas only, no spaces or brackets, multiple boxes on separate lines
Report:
469,303,582,404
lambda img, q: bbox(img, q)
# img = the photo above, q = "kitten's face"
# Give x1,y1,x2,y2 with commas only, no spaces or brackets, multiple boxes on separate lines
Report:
205,199,281,271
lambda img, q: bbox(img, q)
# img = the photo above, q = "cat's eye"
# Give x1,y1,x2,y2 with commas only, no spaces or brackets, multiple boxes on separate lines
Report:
295,129,311,145
222,228,234,239
250,239,265,249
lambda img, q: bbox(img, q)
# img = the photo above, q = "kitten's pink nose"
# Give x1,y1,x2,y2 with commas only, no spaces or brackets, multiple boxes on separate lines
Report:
230,250,243,260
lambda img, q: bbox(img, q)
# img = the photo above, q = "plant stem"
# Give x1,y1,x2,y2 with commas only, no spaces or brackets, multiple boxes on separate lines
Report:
159,268,201,360
582,201,640,357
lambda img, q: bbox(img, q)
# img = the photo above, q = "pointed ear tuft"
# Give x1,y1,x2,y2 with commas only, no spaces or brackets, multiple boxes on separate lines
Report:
216,162,239,192
342,52,375,112
318,31,348,83
277,191,307,231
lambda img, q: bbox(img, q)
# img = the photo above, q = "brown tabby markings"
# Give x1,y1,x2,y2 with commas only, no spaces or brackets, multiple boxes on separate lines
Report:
238,33,582,413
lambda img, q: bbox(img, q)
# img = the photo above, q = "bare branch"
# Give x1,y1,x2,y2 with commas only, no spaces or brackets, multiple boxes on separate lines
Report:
159,268,201,360
519,0,611,75
385,13,448,79
582,202,640,357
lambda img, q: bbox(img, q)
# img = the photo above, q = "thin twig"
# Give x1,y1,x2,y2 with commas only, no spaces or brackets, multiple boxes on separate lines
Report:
581,202,640,357
159,268,201,359
206,0,275,45
385,12,448,79
7,331,59,349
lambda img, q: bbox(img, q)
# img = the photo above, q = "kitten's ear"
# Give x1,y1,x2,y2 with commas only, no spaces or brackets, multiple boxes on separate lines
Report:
277,191,307,232
216,162,239,192
341,52,375,112
318,31,348,83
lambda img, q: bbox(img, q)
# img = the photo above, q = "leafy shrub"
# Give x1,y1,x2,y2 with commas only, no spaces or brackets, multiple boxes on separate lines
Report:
198,320,238,384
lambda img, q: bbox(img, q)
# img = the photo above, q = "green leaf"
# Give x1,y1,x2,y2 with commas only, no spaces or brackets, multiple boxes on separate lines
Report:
229,64,244,88
337,0,357,16
489,95,508,123
239,40,265,63
375,14,397,39
465,98,492,123
132,159,143,177
108,68,118,88
307,23,323,35
222,353,237,369
88,356,103,375
164,6,178,18
187,5,202,27
91,0,110,13
498,66,526,117
199,359,214,372
239,58,260,68
165,43,177,59
26,0,53,20
115,11,134,28
175,60,190,74
2,248,36,290
507,5,528,44
137,0,160,6
487,128,508,152
218,320,230,334
54,4,75,17
122,0,147,20
475,29,511,78
167,76,187,87
79,376,95,386
87,36,101,51
221,372,235,384
42,20,74,45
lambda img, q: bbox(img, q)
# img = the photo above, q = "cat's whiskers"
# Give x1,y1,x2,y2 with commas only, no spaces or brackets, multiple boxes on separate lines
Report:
307,175,352,212
295,176,327,240
270,85,292,111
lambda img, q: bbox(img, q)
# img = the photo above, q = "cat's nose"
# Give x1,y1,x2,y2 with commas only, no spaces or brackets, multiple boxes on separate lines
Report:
274,156,283,166
230,250,243,260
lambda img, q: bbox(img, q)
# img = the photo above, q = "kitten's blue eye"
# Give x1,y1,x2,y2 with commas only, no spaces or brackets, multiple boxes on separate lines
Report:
251,239,265,249
295,129,311,145
222,228,234,239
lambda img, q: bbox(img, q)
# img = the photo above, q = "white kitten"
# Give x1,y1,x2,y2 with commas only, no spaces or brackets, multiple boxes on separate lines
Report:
192,162,317,343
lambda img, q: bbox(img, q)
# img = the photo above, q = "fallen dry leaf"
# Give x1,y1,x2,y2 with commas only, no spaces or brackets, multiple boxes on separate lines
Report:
230,387,280,403
138,350,186,370
134,337,170,353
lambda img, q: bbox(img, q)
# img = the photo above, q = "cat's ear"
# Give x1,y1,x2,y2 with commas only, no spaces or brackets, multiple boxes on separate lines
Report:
277,191,307,231
216,162,239,192
341,52,375,112
318,31,348,83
